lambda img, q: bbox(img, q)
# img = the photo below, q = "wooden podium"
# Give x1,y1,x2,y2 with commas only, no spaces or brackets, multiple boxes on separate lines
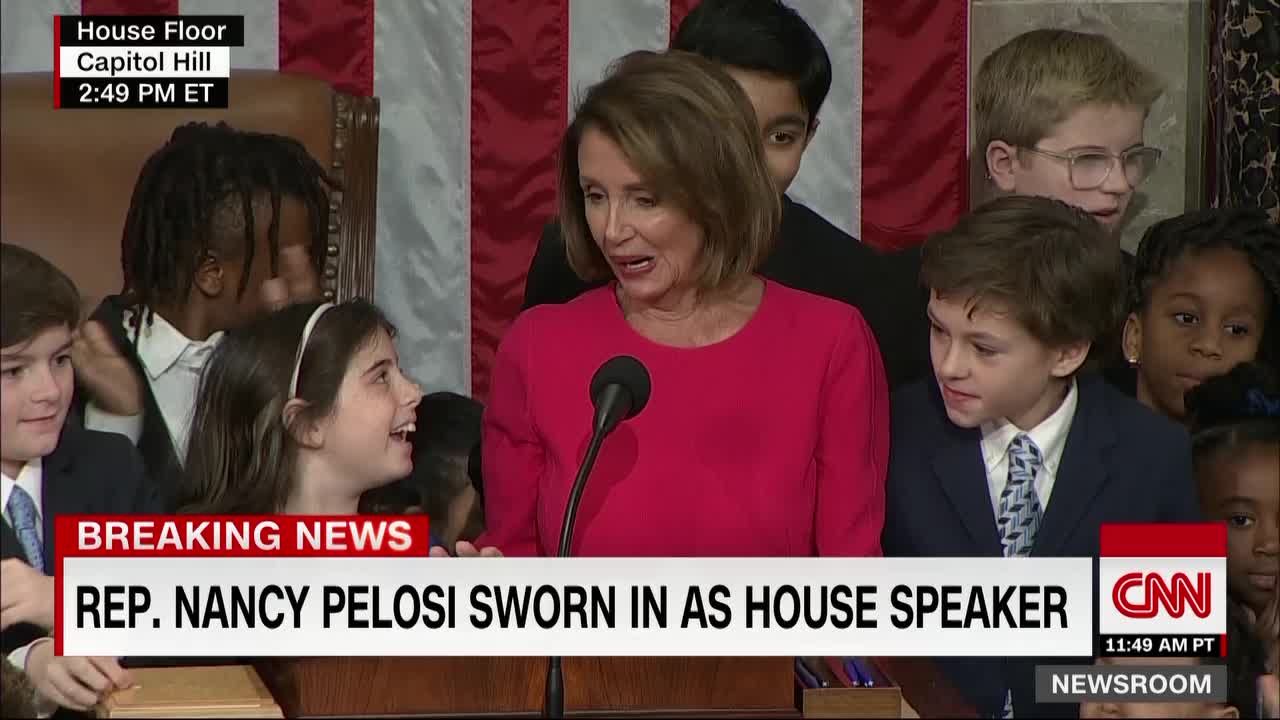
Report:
253,657,797,717
97,657,974,717
250,656,978,717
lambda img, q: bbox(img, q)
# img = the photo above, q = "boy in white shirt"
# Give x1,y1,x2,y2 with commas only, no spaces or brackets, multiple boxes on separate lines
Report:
81,122,332,502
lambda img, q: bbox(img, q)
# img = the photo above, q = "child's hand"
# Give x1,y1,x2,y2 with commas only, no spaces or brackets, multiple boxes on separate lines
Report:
429,541,503,558
1260,672,1279,719
71,319,144,417
25,639,133,712
260,244,321,312
0,559,55,630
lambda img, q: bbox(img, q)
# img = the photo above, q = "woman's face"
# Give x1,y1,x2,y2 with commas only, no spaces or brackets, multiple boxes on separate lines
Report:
577,127,704,308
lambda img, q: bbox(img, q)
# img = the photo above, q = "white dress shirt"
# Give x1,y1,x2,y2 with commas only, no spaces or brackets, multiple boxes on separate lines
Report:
83,309,223,464
979,379,1078,516
2,460,47,677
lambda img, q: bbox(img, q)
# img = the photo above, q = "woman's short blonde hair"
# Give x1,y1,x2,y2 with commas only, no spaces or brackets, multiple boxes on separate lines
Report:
558,50,781,293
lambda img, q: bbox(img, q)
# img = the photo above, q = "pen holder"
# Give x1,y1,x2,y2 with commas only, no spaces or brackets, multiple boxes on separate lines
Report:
798,658,902,718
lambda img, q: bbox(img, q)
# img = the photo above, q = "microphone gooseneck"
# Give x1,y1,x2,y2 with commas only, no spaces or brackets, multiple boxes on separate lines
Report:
545,356,651,718
562,355,652,558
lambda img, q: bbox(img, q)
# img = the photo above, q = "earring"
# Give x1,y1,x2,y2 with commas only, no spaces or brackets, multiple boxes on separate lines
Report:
1127,355,1140,368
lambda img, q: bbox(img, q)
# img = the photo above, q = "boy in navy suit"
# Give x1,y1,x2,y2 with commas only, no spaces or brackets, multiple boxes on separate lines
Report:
882,196,1201,718
1,244,162,715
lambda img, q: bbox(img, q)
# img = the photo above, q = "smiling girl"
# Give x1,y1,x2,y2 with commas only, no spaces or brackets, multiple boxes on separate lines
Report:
179,300,423,515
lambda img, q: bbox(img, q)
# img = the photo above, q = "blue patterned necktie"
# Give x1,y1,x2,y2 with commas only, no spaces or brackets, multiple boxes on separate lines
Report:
997,433,1043,558
6,485,45,571
996,433,1043,718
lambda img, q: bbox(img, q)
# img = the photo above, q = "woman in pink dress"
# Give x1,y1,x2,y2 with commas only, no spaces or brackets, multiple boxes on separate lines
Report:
478,50,888,558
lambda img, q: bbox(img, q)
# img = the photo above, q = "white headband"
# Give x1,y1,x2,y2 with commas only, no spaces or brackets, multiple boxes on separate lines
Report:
288,302,336,399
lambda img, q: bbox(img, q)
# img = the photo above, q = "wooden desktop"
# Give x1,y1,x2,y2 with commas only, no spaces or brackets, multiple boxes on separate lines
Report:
97,656,976,717
253,657,793,717
246,656,978,717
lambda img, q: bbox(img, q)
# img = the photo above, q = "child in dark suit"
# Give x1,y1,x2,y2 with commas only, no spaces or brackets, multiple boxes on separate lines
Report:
1,244,162,714
882,196,1202,718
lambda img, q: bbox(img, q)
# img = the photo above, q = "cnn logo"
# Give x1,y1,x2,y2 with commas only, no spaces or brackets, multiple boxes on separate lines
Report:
1111,572,1211,619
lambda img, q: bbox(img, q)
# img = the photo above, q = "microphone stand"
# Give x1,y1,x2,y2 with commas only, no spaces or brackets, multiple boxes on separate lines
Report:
546,386,624,718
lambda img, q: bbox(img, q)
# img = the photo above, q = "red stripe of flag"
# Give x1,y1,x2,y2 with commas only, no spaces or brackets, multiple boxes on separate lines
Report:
55,549,64,655
80,0,178,15
1100,523,1227,558
279,0,375,97
669,0,700,40
860,0,968,252
470,0,569,400
53,15,62,109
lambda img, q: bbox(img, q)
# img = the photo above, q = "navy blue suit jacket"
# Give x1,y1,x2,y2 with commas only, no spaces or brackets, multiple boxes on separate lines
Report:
1,422,163,657
882,373,1202,717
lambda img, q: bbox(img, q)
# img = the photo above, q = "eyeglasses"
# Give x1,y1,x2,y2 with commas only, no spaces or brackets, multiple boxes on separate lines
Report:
1020,146,1162,191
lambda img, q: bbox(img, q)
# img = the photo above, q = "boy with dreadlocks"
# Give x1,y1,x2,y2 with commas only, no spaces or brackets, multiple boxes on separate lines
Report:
81,122,335,502
1119,208,1280,423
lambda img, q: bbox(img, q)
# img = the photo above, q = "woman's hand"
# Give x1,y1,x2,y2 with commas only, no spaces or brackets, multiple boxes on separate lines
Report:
429,541,503,558
1259,672,1279,719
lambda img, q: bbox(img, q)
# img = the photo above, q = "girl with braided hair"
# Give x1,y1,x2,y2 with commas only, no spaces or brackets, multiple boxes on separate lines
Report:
1187,362,1279,683
1120,208,1280,423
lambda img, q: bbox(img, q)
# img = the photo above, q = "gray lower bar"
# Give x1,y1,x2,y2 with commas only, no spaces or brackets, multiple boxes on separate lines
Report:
1035,665,1227,703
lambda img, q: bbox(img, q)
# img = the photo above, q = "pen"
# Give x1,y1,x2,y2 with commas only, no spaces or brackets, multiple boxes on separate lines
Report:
806,657,841,687
849,657,875,687
862,659,891,688
794,657,824,689
841,658,863,687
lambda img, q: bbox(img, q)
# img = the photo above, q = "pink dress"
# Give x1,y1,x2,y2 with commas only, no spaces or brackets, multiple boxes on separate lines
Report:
478,280,889,557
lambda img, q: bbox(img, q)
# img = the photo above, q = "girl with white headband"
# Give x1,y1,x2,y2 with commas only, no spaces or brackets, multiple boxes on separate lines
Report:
179,300,423,516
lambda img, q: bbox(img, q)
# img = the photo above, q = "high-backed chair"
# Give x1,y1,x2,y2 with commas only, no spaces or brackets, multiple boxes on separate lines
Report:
0,71,379,309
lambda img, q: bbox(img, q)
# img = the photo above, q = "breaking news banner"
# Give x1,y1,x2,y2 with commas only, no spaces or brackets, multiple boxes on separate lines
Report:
1097,522,1228,658
54,516,1095,658
54,15,242,109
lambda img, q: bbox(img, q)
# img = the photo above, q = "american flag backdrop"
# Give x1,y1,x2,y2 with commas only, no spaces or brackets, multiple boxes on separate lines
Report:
0,0,970,399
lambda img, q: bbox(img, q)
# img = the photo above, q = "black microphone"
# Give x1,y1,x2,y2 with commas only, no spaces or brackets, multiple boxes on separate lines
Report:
545,355,651,718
